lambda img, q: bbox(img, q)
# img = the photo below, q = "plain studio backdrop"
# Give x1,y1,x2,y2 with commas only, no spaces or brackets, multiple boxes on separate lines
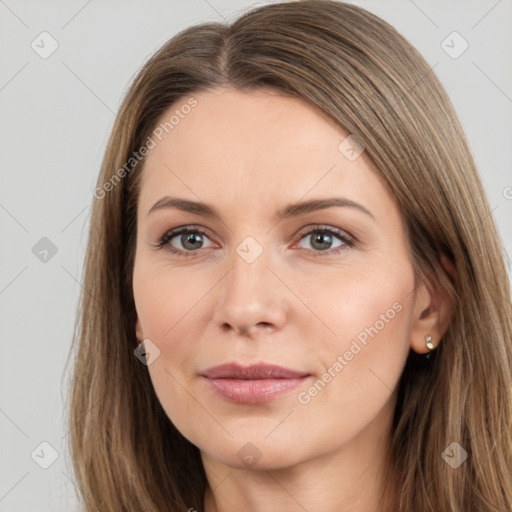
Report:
1,1,511,510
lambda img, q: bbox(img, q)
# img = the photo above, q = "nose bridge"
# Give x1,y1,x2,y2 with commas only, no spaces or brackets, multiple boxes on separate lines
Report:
213,232,286,333
225,233,272,298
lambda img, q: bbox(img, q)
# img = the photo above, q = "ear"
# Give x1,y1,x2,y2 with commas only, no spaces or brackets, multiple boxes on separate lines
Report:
410,254,455,354
135,316,144,343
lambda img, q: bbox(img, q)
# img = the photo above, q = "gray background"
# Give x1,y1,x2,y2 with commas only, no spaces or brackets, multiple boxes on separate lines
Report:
1,0,511,510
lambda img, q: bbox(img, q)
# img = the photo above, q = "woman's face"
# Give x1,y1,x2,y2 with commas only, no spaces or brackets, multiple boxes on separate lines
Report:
133,87,421,471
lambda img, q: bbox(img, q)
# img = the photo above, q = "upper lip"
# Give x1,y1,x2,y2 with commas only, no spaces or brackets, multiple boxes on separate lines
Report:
201,363,310,380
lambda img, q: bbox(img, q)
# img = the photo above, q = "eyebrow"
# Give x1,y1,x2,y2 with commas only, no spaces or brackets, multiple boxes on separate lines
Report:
147,196,375,221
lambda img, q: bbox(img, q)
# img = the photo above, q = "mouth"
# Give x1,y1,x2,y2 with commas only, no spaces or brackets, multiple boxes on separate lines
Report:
200,363,312,404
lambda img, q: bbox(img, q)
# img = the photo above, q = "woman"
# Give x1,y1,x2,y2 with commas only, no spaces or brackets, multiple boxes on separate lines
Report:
67,1,512,510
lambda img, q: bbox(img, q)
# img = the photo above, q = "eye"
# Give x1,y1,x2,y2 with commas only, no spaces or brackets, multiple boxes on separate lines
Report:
295,225,354,256
155,226,214,257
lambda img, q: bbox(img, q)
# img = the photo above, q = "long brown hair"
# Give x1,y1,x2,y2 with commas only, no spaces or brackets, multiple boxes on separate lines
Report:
65,1,512,510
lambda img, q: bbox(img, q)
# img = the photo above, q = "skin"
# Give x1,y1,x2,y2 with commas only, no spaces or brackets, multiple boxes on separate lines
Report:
133,87,453,512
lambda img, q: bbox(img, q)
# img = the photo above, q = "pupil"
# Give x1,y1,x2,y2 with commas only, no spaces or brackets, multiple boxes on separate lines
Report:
183,233,202,249
313,233,331,250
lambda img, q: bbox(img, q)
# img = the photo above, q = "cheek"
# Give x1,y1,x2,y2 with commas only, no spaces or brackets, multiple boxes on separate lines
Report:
133,261,206,342
298,263,414,411
132,263,213,424
324,275,412,359
279,267,414,460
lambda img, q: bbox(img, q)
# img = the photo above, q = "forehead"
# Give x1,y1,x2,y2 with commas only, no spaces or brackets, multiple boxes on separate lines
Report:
137,87,392,217
146,87,344,164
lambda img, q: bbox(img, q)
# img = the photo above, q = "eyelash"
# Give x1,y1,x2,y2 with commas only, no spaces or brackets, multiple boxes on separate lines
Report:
154,224,355,258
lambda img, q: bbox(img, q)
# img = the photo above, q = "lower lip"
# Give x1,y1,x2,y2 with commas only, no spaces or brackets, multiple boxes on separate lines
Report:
204,377,310,404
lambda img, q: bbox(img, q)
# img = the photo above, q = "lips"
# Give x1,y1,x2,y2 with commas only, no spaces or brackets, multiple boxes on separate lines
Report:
200,363,311,404
201,363,309,380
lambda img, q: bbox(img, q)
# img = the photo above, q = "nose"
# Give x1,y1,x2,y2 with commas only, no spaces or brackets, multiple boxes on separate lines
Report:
212,244,287,339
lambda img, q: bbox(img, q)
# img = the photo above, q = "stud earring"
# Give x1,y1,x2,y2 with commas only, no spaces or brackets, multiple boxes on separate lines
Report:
425,335,435,351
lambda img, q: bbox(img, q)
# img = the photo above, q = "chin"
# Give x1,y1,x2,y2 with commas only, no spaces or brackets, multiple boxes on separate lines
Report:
199,435,308,471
